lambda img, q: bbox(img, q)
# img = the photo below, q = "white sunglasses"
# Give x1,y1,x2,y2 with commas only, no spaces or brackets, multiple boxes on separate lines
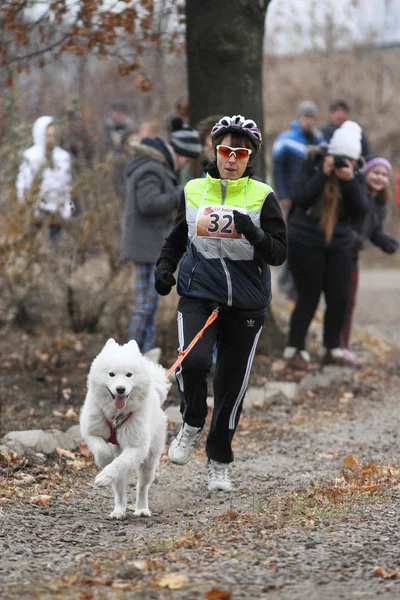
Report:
216,145,252,159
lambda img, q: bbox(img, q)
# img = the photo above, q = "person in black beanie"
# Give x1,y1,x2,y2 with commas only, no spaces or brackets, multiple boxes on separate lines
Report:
154,115,286,493
121,124,201,357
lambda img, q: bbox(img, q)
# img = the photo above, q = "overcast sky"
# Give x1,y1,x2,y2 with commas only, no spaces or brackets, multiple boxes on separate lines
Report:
265,0,400,54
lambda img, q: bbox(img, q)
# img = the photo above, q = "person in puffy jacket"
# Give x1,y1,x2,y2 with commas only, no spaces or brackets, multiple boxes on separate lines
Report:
282,121,368,370
17,116,73,223
340,155,399,364
121,122,201,355
154,115,287,493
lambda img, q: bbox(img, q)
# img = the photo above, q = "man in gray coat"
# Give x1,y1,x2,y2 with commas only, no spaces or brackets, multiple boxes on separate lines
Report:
121,125,201,354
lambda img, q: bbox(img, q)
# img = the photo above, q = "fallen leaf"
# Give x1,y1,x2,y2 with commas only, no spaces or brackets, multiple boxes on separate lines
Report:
373,566,399,579
65,407,77,419
111,581,134,591
69,459,86,470
52,410,64,417
79,442,91,457
343,455,361,473
30,494,52,506
156,573,189,589
56,448,76,459
128,559,148,571
64,573,79,586
204,589,232,600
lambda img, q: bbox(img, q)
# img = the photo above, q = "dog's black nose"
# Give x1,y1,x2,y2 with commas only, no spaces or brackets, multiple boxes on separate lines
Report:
116,386,126,395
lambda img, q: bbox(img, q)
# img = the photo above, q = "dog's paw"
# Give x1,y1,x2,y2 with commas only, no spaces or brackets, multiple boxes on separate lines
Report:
134,508,151,517
94,469,114,488
109,508,127,520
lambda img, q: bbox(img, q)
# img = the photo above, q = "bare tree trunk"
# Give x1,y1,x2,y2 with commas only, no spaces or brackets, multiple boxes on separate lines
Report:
185,0,286,355
185,0,269,180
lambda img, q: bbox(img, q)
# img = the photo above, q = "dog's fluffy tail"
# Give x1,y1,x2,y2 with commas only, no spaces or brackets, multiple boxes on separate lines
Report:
145,360,171,406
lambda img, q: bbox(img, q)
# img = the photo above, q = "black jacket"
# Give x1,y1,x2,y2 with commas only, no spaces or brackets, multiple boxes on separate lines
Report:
156,163,287,311
288,147,368,250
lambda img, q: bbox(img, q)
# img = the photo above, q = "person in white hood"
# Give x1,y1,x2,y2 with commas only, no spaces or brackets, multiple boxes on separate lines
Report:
17,116,73,219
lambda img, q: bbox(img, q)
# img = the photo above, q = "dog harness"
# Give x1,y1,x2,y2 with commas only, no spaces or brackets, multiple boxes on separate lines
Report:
106,412,133,446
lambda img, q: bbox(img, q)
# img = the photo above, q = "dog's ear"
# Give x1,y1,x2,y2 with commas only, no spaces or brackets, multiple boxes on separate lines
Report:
105,338,116,347
127,340,140,352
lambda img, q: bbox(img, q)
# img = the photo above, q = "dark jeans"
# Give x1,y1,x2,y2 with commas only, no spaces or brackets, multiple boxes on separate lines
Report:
287,240,352,350
175,297,264,464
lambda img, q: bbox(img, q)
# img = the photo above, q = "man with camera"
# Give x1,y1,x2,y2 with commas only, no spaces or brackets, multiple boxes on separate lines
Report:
282,121,368,370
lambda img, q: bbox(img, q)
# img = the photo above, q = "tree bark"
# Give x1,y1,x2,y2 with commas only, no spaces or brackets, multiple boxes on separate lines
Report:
185,0,269,180
185,0,286,355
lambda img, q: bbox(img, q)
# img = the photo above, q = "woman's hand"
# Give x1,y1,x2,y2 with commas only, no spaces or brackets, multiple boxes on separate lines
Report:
322,155,335,176
335,160,355,181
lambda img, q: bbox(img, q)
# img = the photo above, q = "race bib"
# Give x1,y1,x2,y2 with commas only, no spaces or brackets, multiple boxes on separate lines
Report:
196,205,246,239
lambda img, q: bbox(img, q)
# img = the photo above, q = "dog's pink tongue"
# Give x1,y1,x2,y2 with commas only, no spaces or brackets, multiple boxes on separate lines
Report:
114,395,127,409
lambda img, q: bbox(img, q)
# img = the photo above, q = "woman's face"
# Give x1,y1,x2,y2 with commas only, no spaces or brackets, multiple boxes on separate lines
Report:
366,165,390,193
216,134,250,180
46,124,57,150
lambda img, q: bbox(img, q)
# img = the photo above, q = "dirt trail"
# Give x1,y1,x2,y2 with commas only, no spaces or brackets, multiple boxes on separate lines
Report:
1,268,400,599
355,268,400,346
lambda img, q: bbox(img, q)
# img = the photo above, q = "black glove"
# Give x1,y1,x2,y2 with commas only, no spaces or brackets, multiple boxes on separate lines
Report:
233,210,264,246
381,235,399,255
154,261,176,296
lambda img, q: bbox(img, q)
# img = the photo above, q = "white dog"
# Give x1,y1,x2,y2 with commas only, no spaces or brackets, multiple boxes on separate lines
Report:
80,338,170,519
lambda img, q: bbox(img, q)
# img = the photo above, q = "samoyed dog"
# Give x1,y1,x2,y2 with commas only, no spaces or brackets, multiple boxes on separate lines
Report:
80,338,170,520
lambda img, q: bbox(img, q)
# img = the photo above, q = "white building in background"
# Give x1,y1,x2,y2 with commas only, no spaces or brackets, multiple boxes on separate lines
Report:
266,0,400,55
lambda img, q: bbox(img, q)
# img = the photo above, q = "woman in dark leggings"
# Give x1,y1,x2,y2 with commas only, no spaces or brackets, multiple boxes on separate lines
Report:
283,121,368,369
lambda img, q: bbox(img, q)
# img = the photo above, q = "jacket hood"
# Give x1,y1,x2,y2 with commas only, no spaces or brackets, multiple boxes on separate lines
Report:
32,116,54,153
125,141,175,178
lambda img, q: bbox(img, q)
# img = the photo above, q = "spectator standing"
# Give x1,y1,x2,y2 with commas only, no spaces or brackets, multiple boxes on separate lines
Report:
272,100,323,299
104,102,136,200
321,100,371,158
121,123,201,355
60,108,94,214
341,155,399,363
17,116,73,239
283,121,368,369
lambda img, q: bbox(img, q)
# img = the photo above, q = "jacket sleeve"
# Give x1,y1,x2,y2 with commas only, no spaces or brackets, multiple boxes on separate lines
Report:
254,191,287,266
134,169,180,217
272,137,290,200
369,205,390,248
291,158,329,208
156,189,188,270
340,176,369,218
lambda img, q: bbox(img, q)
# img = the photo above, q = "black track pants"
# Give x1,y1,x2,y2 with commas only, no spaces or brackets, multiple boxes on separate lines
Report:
175,297,264,464
287,240,352,350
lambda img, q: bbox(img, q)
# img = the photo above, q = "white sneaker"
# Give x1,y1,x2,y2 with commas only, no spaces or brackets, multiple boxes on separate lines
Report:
207,460,232,492
168,423,204,465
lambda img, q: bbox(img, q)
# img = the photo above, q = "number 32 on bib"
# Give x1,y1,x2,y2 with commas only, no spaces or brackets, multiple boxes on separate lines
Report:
196,205,245,239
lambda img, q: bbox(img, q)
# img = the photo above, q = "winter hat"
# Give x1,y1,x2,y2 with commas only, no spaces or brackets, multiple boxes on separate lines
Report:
363,154,392,176
296,100,318,118
141,137,176,171
328,120,362,160
169,117,202,159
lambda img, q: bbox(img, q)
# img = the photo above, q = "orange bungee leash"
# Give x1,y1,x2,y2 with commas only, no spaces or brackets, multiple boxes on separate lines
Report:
165,308,219,379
